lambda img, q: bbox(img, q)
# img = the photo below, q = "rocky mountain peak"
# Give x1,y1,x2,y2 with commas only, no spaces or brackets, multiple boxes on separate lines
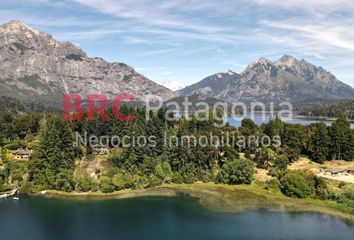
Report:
243,57,274,76
253,57,272,65
1,20,43,36
180,55,354,104
278,54,297,63
0,19,59,54
0,20,88,61
0,21,176,108
2,20,31,29
246,57,273,69
275,54,300,69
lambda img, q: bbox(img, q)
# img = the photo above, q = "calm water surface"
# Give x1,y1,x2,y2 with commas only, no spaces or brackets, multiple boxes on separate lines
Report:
227,113,354,129
0,196,353,240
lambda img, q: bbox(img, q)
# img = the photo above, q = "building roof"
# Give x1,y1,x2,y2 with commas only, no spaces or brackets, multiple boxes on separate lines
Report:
328,168,346,174
11,150,32,155
92,146,108,149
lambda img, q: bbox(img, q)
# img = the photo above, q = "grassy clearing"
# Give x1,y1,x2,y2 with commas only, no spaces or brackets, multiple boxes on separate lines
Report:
289,156,354,172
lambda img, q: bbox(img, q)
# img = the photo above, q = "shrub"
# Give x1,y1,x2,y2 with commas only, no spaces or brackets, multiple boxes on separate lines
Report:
147,174,162,188
255,148,275,169
197,169,214,183
76,175,95,192
54,169,75,192
341,184,354,201
99,176,114,193
154,164,164,179
338,184,354,210
179,163,197,184
274,154,289,171
0,177,5,192
108,153,125,167
19,181,37,194
217,159,254,185
3,139,26,150
12,172,23,182
112,174,126,190
279,170,329,199
280,172,312,198
313,176,329,200
161,162,172,177
265,179,281,192
172,172,184,184
112,172,134,190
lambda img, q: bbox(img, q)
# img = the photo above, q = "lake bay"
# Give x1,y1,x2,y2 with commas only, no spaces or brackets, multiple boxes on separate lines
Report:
1,196,353,240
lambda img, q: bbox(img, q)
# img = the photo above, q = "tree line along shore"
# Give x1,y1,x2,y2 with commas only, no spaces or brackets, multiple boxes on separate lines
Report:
0,107,353,223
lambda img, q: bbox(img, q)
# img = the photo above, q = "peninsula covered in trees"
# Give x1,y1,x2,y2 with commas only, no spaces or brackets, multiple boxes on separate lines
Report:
0,107,354,218
297,99,354,120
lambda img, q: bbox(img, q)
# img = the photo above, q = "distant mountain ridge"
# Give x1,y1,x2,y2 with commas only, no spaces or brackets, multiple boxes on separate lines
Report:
179,55,354,104
0,20,177,109
1,20,353,109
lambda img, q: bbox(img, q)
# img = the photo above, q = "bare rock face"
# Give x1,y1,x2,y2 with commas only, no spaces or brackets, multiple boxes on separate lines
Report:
179,55,354,104
0,20,177,109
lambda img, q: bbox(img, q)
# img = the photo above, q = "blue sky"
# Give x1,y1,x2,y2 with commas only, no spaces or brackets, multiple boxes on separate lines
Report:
1,0,354,88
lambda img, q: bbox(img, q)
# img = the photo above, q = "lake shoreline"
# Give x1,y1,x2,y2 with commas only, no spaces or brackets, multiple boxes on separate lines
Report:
294,114,354,122
29,183,354,225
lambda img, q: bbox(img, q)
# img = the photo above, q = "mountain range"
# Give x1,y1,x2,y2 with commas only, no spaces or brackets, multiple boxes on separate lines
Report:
178,55,354,104
0,20,353,110
0,20,176,109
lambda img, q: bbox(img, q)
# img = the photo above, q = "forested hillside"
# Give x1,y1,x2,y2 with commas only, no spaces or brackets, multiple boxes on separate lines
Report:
298,100,354,120
0,108,353,206
0,96,58,116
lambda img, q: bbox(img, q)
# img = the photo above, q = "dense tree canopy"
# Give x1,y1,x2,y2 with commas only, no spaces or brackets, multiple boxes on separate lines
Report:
309,123,330,163
217,159,254,184
329,115,354,161
28,116,78,191
0,106,352,196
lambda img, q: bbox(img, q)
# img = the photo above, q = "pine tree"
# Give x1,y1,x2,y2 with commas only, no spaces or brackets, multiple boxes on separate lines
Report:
29,115,77,190
264,115,284,140
0,111,15,140
282,124,308,161
329,114,354,160
310,123,330,163
239,118,258,154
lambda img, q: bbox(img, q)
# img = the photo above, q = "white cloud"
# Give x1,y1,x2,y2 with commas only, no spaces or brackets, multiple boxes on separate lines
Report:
73,0,230,34
254,0,354,12
261,20,354,52
138,48,178,57
122,36,152,44
2,0,354,86
27,0,49,3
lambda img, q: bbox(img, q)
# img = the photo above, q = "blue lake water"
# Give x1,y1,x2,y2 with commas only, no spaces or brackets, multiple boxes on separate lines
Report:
227,113,354,129
0,196,353,240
